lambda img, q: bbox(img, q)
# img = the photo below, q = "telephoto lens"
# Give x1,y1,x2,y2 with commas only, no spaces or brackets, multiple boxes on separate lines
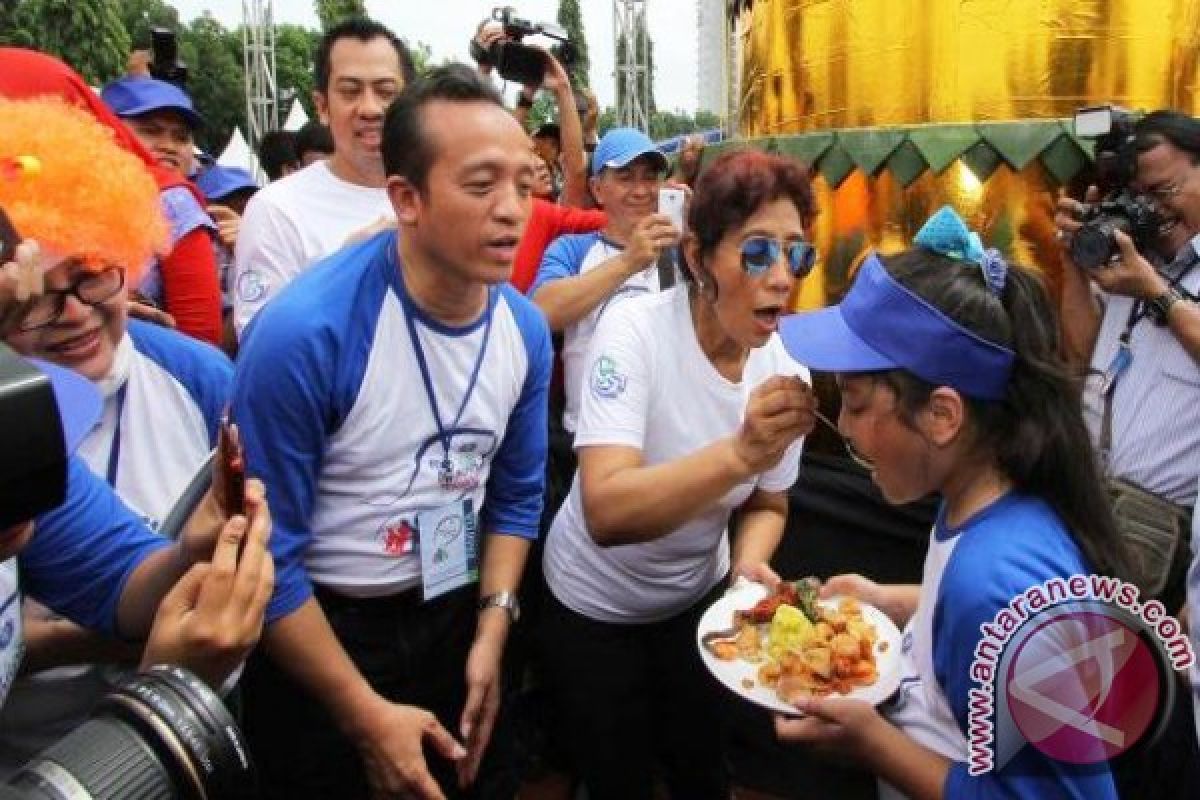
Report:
4,665,256,800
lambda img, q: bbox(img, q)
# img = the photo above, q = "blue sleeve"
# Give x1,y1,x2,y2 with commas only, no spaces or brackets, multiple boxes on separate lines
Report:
232,238,387,622
933,508,1117,799
528,233,597,298
161,186,216,243
482,288,551,539
22,457,171,635
128,319,233,444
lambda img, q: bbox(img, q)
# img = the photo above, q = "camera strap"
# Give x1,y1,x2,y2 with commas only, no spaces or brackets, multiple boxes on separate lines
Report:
1099,245,1200,468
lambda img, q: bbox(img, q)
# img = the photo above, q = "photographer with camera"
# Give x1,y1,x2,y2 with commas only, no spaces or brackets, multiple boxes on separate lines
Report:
0,204,273,705
1055,109,1200,614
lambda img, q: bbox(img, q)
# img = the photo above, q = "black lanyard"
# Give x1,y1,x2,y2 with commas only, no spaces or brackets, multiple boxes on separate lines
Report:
401,287,495,489
104,384,128,488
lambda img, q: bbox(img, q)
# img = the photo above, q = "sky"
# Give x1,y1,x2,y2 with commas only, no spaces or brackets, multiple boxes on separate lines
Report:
169,1,701,112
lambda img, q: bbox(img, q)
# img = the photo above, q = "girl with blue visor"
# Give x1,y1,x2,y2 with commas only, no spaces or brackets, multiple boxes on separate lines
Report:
775,207,1127,799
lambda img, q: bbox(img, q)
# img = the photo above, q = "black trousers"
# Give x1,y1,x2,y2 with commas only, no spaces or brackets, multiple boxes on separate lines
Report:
538,585,730,800
240,586,518,800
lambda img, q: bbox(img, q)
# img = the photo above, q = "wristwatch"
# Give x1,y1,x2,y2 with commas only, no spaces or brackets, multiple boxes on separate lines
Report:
1147,286,1185,326
479,591,520,623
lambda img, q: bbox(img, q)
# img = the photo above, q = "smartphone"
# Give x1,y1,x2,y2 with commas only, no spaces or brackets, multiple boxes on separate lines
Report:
219,417,245,517
658,187,686,232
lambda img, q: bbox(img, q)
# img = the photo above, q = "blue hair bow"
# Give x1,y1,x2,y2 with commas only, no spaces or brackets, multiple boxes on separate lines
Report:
913,205,1008,295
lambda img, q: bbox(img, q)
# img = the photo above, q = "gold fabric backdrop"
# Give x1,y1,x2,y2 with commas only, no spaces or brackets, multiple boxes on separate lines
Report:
733,0,1200,307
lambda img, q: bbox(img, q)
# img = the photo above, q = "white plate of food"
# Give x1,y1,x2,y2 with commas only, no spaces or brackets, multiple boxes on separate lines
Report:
697,578,903,715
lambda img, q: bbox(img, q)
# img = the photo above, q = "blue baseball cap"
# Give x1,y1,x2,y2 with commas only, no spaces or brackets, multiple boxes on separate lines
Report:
101,76,203,129
777,253,1015,400
196,165,259,202
31,359,102,452
591,127,668,176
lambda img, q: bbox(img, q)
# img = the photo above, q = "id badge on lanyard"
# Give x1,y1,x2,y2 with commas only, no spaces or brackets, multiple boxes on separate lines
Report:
402,284,494,601
1100,336,1133,398
418,498,480,601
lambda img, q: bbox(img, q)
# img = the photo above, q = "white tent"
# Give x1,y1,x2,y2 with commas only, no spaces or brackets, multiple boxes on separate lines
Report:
217,127,264,184
282,98,310,132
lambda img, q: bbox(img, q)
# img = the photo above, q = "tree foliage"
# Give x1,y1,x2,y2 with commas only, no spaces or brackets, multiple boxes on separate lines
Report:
3,0,131,85
555,0,588,90
314,0,367,31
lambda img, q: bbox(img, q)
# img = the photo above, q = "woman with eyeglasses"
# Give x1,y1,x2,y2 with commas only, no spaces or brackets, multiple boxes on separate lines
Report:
0,96,238,770
538,149,819,800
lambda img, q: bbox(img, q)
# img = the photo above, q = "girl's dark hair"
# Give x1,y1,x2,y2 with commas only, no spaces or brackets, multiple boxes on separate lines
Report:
877,249,1128,578
682,149,816,298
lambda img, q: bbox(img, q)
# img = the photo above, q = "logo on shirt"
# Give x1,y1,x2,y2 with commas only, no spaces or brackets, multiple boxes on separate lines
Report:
966,575,1192,775
379,518,416,556
590,355,627,399
236,269,269,304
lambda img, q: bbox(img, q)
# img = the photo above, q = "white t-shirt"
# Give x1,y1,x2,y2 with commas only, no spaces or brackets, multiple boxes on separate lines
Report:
543,288,808,624
232,160,393,335
0,560,21,711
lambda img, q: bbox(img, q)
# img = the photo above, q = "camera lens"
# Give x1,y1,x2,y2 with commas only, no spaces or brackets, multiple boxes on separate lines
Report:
1069,223,1119,270
5,666,255,800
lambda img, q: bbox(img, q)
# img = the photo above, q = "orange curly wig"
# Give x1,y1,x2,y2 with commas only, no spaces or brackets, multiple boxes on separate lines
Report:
0,96,168,284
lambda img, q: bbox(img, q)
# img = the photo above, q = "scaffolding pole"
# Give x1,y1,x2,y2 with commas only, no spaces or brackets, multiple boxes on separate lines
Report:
613,0,651,131
242,0,278,149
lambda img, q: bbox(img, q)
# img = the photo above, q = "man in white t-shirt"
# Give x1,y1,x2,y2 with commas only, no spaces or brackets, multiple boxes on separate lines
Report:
529,127,681,435
232,18,414,336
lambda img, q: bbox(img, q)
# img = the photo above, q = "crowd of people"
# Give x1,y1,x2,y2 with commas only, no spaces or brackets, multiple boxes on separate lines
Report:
2,12,1200,800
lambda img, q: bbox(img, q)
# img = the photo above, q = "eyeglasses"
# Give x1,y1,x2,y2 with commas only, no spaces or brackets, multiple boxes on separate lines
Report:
740,236,818,279
812,407,875,471
17,266,124,332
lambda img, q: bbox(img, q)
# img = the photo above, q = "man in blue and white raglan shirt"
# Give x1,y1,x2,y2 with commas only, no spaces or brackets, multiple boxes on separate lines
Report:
232,65,551,800
529,127,680,438
0,314,232,768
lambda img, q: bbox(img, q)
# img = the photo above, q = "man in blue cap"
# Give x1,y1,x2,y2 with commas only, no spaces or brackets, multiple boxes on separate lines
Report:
101,75,203,179
530,127,681,443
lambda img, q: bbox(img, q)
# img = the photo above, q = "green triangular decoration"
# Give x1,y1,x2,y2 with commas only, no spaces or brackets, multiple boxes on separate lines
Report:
961,140,1002,181
837,129,907,176
977,121,1065,170
773,132,835,167
1040,134,1089,185
818,142,857,188
886,139,928,187
908,125,980,174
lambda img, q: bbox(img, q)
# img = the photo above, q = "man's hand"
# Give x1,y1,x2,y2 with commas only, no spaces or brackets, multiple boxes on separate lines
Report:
207,204,242,250
457,626,505,787
731,375,816,476
1092,229,1171,300
127,298,176,329
472,21,505,76
181,478,268,567
624,214,682,271
351,697,466,800
140,484,274,689
1,240,45,336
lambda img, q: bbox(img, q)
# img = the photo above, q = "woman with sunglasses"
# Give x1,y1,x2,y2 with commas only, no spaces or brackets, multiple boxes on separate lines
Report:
0,97,237,769
538,149,819,800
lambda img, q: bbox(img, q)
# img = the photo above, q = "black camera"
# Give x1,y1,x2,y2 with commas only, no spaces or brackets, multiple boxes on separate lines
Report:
472,6,576,87
1069,105,1164,270
0,346,67,530
149,28,188,87
3,666,256,800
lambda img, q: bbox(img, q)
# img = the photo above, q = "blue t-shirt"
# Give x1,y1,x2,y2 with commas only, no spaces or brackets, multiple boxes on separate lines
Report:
233,231,552,622
886,493,1118,799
